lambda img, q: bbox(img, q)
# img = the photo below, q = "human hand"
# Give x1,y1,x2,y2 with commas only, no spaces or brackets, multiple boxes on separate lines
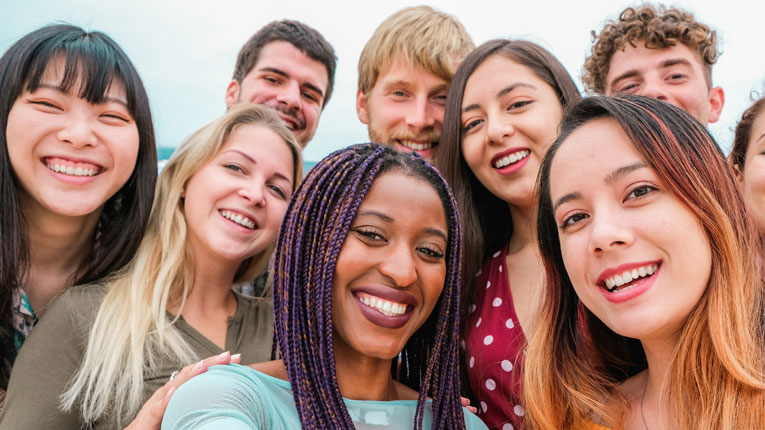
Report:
461,396,477,414
123,351,242,429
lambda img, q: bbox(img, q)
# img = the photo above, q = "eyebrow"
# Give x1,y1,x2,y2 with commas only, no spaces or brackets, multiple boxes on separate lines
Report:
608,58,694,90
462,83,535,113
552,162,648,212
220,149,292,183
37,83,129,107
259,66,325,100
356,210,449,242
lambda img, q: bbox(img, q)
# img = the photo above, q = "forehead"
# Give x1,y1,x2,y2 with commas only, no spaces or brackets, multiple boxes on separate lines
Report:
249,41,328,90
607,41,705,81
359,171,446,225
551,119,642,190
33,55,127,101
463,55,550,101
374,57,449,90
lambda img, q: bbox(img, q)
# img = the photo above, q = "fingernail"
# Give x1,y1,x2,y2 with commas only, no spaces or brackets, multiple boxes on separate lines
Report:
217,351,230,360
165,387,176,399
231,353,241,361
192,360,204,371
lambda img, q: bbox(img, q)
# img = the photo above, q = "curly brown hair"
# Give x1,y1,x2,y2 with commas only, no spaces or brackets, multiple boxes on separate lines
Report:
582,4,719,94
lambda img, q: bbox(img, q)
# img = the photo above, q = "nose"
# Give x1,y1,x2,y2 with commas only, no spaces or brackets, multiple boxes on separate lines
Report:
486,112,514,145
588,206,634,255
405,96,436,131
56,115,97,148
637,80,669,102
378,241,418,288
238,178,267,207
276,81,301,111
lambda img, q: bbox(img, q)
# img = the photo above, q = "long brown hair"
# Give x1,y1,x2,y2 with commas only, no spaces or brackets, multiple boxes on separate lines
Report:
525,95,765,429
437,39,580,320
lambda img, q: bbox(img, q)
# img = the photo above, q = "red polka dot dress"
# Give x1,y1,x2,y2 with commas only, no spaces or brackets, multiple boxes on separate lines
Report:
465,244,526,430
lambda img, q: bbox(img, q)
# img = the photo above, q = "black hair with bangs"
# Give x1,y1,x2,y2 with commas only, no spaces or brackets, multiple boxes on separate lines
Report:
0,24,157,388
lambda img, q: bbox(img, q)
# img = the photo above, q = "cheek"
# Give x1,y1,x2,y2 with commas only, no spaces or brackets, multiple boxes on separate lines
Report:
113,126,140,176
460,136,484,174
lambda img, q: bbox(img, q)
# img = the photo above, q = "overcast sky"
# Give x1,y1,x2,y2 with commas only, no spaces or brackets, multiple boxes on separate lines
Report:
2,0,763,161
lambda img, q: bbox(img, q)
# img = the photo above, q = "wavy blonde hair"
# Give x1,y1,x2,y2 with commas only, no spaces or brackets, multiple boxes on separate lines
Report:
525,96,765,430
60,103,302,424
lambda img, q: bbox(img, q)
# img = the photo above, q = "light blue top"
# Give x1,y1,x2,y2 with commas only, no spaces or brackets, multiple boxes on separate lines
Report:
162,364,488,430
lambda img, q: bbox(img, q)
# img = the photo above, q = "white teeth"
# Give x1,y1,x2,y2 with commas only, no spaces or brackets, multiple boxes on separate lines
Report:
399,141,434,151
47,163,98,177
220,210,256,230
604,264,659,291
493,150,530,169
358,295,407,317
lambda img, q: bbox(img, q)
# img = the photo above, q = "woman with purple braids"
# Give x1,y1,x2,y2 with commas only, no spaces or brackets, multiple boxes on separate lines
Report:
161,143,487,429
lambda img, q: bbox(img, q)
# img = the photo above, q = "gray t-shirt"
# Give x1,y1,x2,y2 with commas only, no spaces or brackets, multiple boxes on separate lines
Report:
0,283,273,430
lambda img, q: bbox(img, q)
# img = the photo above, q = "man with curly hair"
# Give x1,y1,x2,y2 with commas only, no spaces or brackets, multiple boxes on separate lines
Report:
583,4,724,126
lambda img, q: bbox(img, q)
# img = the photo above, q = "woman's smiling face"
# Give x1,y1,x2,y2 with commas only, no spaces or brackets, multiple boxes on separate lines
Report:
549,118,711,342
7,58,139,219
331,171,448,361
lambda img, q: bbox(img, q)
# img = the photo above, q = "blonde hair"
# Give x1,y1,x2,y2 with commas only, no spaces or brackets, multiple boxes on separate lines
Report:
357,5,474,95
525,96,765,430
60,103,303,424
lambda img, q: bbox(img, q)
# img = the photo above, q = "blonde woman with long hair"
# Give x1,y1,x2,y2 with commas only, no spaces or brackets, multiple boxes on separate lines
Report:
525,95,764,429
0,103,303,429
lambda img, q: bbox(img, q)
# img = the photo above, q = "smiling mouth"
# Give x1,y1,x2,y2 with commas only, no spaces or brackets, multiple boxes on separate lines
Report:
397,140,437,152
493,149,530,169
44,157,103,177
219,209,257,230
357,292,409,317
602,263,660,293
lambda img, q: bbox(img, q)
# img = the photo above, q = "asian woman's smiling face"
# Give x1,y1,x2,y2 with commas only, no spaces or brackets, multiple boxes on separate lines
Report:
331,171,448,361
6,58,139,220
549,118,711,342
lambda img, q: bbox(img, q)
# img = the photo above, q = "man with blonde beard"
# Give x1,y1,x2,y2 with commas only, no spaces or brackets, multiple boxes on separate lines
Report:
356,6,474,162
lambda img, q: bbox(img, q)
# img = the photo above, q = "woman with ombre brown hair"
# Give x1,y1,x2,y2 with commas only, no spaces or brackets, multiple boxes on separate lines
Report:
525,95,765,430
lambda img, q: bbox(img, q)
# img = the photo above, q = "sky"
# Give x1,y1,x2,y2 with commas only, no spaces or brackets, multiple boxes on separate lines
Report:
2,0,763,161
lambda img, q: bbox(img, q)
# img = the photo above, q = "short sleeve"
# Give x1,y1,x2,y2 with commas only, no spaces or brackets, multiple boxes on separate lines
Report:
161,365,276,430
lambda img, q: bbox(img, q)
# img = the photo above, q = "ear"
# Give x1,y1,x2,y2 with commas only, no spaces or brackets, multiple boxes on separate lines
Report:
356,88,370,124
707,86,724,124
225,80,241,109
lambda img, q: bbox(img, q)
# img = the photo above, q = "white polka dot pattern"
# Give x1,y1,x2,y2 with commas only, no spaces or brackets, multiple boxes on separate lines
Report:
501,360,513,372
492,297,502,307
502,424,514,430
505,318,515,329
469,356,475,368
480,402,488,413
513,405,525,416
485,379,496,391
483,335,493,345
476,317,482,328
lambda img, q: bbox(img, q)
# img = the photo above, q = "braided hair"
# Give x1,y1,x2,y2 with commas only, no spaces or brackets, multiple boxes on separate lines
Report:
272,143,465,429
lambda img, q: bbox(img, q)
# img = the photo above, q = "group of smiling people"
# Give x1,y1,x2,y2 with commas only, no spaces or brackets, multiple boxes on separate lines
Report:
0,3,763,430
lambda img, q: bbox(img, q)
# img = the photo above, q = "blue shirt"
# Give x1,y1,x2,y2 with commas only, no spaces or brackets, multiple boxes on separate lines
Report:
162,364,488,429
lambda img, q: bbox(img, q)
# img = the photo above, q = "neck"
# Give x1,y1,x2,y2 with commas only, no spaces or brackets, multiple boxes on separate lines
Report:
21,194,101,313
637,334,679,429
333,346,399,401
24,197,101,278
507,200,536,254
181,254,240,315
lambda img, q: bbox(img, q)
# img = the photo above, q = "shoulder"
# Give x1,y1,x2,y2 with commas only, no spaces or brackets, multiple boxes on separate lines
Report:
462,408,490,430
162,364,291,429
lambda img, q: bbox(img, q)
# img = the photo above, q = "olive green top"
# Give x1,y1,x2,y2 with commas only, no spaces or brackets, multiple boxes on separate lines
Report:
0,283,273,430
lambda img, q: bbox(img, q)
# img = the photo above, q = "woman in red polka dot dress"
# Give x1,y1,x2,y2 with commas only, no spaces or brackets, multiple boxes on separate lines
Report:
437,39,580,429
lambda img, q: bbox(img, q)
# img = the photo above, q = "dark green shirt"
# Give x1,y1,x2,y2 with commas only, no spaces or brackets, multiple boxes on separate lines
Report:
0,284,273,429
